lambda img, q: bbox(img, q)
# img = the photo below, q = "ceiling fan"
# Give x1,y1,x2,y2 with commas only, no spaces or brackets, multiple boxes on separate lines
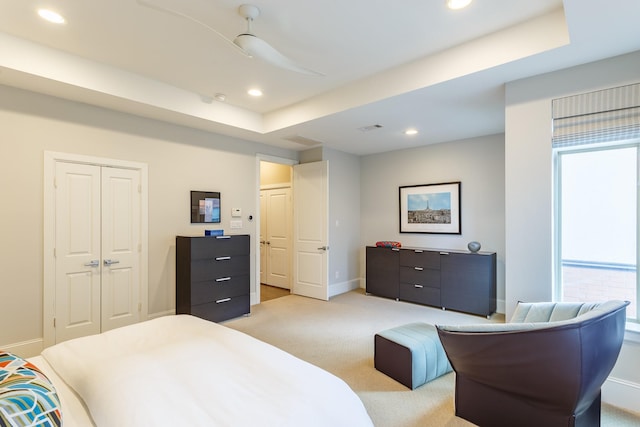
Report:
136,0,323,76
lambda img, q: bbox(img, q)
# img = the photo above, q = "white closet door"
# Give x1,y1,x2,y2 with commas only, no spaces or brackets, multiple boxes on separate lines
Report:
54,162,141,343
54,162,102,343
101,167,141,332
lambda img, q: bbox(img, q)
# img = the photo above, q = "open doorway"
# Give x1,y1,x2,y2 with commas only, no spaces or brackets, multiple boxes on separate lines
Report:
259,160,293,302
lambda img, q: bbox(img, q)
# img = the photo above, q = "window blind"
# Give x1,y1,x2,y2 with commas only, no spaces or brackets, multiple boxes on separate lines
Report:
552,83,640,148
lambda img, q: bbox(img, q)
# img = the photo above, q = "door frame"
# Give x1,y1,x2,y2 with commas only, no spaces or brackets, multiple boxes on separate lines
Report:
43,151,149,348
255,154,297,304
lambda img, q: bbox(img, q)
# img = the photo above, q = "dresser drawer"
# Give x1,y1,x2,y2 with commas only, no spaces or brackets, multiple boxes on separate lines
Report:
190,295,250,323
190,255,249,282
399,249,440,269
188,235,249,260
191,275,249,304
399,282,440,306
399,266,440,288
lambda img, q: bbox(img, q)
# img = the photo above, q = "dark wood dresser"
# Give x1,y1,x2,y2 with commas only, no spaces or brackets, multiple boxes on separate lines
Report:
176,235,250,322
366,245,496,317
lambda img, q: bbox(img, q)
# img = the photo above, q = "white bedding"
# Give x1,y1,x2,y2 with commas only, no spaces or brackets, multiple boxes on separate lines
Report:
39,315,373,427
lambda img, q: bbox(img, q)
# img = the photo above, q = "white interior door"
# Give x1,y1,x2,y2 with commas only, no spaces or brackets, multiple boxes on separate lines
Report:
292,161,328,300
54,162,102,343
101,167,141,331
263,188,291,289
53,162,141,343
259,192,267,284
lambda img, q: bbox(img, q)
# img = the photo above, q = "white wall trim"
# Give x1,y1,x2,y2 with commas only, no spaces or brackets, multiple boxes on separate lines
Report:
260,183,291,190
329,278,361,298
148,310,175,320
602,376,640,414
255,154,299,304
2,338,44,359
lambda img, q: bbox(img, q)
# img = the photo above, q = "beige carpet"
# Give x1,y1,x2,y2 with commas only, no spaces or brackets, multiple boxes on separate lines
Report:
224,289,640,427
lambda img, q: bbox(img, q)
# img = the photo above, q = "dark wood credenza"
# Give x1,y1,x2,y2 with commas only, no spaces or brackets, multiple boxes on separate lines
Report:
366,246,496,317
176,235,250,322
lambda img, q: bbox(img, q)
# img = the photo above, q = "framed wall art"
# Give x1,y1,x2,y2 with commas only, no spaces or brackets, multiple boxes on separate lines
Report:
399,181,461,234
191,190,221,223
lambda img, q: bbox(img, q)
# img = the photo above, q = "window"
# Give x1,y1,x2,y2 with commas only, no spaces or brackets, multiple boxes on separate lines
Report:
552,83,640,327
555,144,638,323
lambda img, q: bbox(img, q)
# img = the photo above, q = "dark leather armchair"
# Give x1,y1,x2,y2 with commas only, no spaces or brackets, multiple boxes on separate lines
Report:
436,300,629,427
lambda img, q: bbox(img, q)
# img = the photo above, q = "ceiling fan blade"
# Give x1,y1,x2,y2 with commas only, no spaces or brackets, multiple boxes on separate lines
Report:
233,34,324,76
136,0,247,56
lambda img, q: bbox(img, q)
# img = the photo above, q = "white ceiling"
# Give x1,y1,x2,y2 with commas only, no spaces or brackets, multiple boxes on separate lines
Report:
1,0,640,155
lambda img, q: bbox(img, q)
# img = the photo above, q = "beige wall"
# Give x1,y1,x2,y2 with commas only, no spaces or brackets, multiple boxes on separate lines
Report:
260,161,291,187
360,135,506,311
0,84,296,355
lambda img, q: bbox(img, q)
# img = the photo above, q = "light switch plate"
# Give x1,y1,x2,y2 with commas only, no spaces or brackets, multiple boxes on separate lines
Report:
230,220,242,229
231,208,242,217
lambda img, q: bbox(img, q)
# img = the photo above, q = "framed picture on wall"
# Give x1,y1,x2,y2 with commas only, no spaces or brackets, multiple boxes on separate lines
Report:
399,181,461,234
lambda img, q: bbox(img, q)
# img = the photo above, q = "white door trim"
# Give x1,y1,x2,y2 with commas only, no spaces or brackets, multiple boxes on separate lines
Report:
43,151,149,348
255,154,298,304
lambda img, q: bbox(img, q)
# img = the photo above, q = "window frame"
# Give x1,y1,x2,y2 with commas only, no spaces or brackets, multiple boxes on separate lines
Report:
553,140,640,334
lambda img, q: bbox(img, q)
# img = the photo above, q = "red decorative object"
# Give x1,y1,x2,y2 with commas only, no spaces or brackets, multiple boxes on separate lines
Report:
375,241,402,248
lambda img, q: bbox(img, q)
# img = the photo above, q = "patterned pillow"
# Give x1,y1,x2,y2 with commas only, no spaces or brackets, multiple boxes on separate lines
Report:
0,351,62,427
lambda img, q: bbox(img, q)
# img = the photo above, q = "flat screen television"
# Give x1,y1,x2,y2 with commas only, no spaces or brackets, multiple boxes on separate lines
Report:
191,191,221,223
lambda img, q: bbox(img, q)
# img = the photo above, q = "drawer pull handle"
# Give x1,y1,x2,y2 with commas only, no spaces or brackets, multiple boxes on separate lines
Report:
216,236,231,239
414,267,423,271
414,284,423,288
215,277,231,282
391,248,400,252
440,252,450,255
215,256,231,261
414,250,423,253
216,298,231,304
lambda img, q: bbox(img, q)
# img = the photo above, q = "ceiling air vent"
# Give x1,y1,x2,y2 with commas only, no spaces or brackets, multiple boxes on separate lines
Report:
283,135,323,147
358,124,384,132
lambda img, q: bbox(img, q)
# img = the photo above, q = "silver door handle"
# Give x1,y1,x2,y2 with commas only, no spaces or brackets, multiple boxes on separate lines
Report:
84,260,99,267
103,259,120,266
317,246,329,251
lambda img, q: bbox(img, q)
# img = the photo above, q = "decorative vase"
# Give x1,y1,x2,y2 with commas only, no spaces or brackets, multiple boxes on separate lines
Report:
467,241,481,253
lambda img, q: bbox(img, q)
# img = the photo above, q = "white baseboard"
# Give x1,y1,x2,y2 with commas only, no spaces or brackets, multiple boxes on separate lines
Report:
2,338,44,359
602,376,640,414
329,279,361,298
148,309,175,319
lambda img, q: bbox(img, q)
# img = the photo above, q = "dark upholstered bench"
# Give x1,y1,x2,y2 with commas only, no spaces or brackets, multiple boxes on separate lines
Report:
374,322,452,389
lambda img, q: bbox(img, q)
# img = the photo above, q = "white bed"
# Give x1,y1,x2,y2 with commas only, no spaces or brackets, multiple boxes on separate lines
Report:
29,315,373,427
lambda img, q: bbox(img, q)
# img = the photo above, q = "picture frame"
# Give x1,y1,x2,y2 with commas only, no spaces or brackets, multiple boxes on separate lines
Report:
399,181,461,234
191,191,221,224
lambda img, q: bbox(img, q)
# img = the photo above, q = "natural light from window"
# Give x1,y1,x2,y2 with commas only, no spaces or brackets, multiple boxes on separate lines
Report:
556,145,638,323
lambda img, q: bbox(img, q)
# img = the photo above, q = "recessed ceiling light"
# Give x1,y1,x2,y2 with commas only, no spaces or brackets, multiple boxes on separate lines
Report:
404,129,419,135
446,0,472,10
38,9,66,24
248,88,263,97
